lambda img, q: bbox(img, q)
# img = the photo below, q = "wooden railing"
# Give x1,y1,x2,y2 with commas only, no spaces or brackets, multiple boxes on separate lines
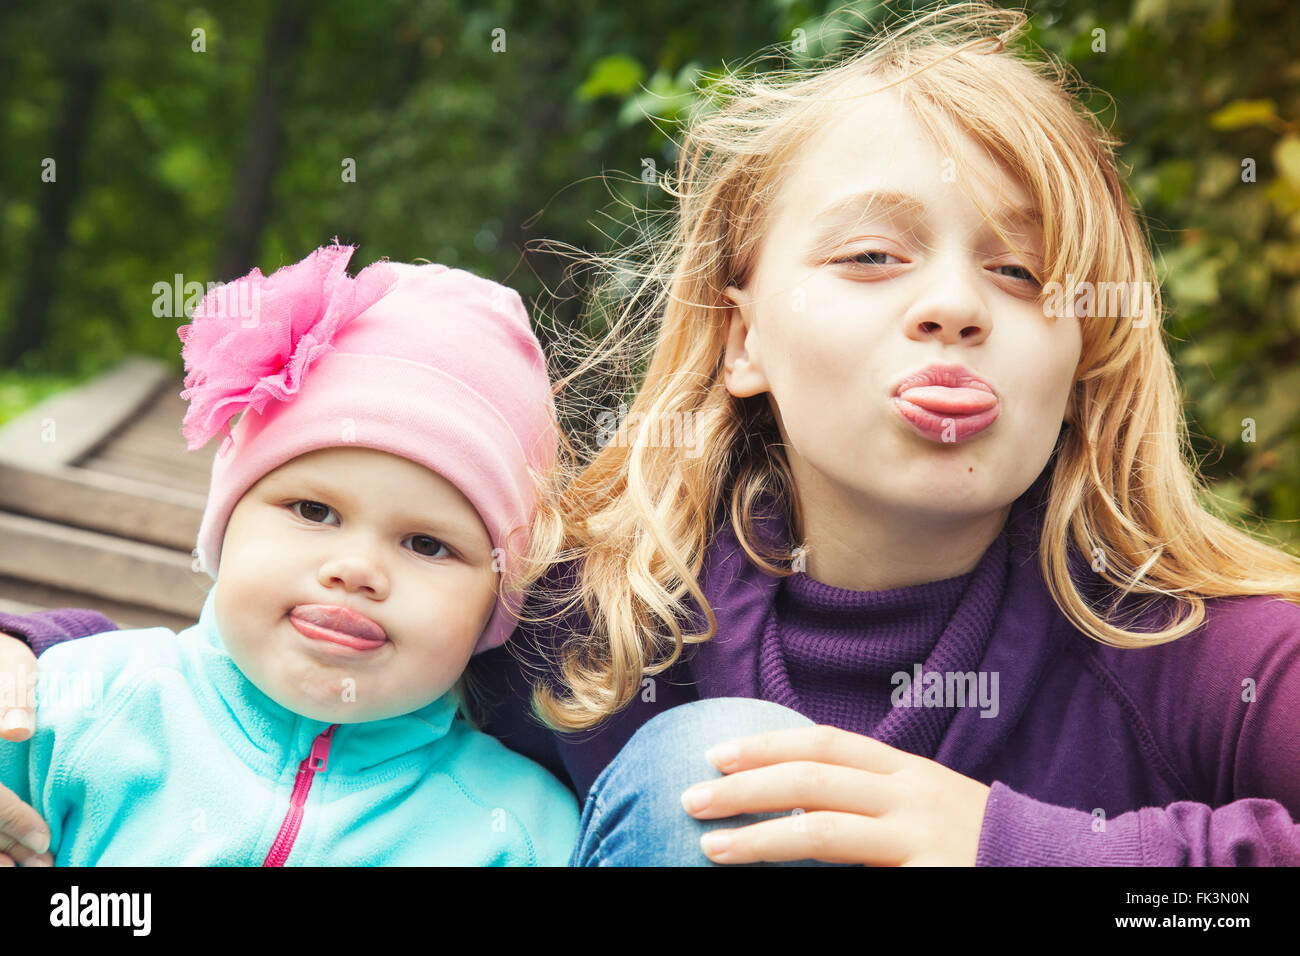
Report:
0,357,215,630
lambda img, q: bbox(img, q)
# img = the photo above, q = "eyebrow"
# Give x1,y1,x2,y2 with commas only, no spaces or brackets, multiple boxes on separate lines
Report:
809,189,1043,250
264,475,484,542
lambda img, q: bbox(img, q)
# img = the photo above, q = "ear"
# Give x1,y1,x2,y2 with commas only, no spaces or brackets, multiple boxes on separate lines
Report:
722,285,769,399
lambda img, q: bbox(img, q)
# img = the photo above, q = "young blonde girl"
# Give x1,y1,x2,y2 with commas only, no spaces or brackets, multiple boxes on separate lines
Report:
498,1,1300,865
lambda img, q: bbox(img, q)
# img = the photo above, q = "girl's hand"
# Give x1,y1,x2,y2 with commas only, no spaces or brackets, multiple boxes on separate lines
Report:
679,725,991,866
0,633,52,866
0,632,37,742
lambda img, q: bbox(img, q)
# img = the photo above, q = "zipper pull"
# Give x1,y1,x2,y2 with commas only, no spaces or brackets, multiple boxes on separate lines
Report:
309,724,339,772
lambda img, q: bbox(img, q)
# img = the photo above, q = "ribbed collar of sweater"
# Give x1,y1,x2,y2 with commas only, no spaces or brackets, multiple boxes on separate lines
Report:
758,529,1012,757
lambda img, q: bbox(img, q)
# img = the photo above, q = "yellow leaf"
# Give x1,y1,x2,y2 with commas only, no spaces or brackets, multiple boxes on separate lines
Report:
1275,136,1300,190
1210,99,1278,130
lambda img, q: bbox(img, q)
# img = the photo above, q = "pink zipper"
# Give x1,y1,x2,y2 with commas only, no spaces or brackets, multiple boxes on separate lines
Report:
262,724,338,866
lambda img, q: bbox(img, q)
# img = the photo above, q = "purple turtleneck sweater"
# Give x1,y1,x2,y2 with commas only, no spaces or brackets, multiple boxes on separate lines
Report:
4,473,1299,865
760,537,1000,749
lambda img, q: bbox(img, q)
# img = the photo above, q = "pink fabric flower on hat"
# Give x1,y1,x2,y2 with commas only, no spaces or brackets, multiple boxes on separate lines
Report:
178,241,398,451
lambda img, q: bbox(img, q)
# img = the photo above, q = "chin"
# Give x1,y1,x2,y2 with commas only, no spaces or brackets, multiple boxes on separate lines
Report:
282,694,372,724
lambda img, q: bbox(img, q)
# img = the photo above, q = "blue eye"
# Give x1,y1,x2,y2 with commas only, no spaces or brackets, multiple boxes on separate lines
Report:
291,501,338,525
404,535,452,559
835,250,903,266
994,264,1039,283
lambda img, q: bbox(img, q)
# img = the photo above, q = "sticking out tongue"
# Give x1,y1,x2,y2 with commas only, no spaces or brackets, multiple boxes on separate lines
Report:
897,385,998,416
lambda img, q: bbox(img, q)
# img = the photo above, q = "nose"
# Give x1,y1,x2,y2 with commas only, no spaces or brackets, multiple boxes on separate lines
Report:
903,258,992,346
318,550,390,600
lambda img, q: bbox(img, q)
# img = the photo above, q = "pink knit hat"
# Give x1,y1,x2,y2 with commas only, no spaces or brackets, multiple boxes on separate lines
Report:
177,241,557,654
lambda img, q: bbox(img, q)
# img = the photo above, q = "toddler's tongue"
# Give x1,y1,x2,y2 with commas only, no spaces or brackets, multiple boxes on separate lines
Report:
291,605,387,644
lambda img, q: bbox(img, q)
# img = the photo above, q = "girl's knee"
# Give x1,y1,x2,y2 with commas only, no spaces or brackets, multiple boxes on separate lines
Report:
588,697,812,823
630,696,813,753
572,698,817,866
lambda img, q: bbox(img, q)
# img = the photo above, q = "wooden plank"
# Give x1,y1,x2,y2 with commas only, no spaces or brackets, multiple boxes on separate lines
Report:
0,461,205,550
0,511,208,618
88,443,212,483
103,429,193,458
80,459,211,496
77,383,212,479
0,595,45,616
116,426,189,450
0,357,173,468
139,390,191,421
80,446,213,489
0,575,196,633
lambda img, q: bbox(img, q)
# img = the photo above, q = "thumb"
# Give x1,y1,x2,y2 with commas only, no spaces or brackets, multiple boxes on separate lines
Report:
0,633,38,742
0,709,34,743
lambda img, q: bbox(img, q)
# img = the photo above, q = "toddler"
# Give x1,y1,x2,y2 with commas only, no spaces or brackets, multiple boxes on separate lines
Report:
0,242,580,865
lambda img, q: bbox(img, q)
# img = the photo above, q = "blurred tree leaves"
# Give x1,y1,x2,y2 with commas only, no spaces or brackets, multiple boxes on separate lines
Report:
1027,0,1300,548
578,55,646,101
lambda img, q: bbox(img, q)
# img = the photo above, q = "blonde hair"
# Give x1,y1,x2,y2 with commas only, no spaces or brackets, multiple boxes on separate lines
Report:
509,1,1300,732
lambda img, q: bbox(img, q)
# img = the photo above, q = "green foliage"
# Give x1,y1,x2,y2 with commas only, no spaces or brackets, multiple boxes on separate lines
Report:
0,370,86,428
1026,0,1300,548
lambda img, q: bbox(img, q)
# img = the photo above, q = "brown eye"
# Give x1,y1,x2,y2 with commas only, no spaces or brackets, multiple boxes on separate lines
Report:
291,501,338,525
405,535,451,559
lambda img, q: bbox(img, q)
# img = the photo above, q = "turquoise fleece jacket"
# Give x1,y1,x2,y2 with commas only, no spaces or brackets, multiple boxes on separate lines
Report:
0,591,579,865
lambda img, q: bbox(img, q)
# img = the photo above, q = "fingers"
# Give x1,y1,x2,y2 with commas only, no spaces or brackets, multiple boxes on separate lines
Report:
682,761,894,818
0,787,51,858
705,724,910,775
0,634,37,743
699,811,908,865
0,829,52,866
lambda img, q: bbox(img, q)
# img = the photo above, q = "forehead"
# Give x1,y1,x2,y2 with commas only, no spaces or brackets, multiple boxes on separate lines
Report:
255,447,489,540
771,85,1037,232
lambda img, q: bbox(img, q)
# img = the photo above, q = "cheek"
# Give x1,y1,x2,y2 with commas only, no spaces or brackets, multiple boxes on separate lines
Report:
214,514,298,616
764,281,881,405
400,567,498,646
459,569,501,635
1002,320,1081,454
1031,318,1082,408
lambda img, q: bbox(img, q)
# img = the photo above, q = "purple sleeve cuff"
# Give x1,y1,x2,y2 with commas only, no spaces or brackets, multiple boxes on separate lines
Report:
976,781,1146,866
976,781,1300,866
0,609,118,658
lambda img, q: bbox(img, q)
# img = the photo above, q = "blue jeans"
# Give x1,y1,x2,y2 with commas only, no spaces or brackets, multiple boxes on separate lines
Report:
567,697,845,866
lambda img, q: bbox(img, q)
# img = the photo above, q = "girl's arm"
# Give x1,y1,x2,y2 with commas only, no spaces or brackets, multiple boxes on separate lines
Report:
1,610,114,739
981,618,1300,866
0,634,53,864
0,608,118,660
977,785,1300,866
681,615,1300,867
